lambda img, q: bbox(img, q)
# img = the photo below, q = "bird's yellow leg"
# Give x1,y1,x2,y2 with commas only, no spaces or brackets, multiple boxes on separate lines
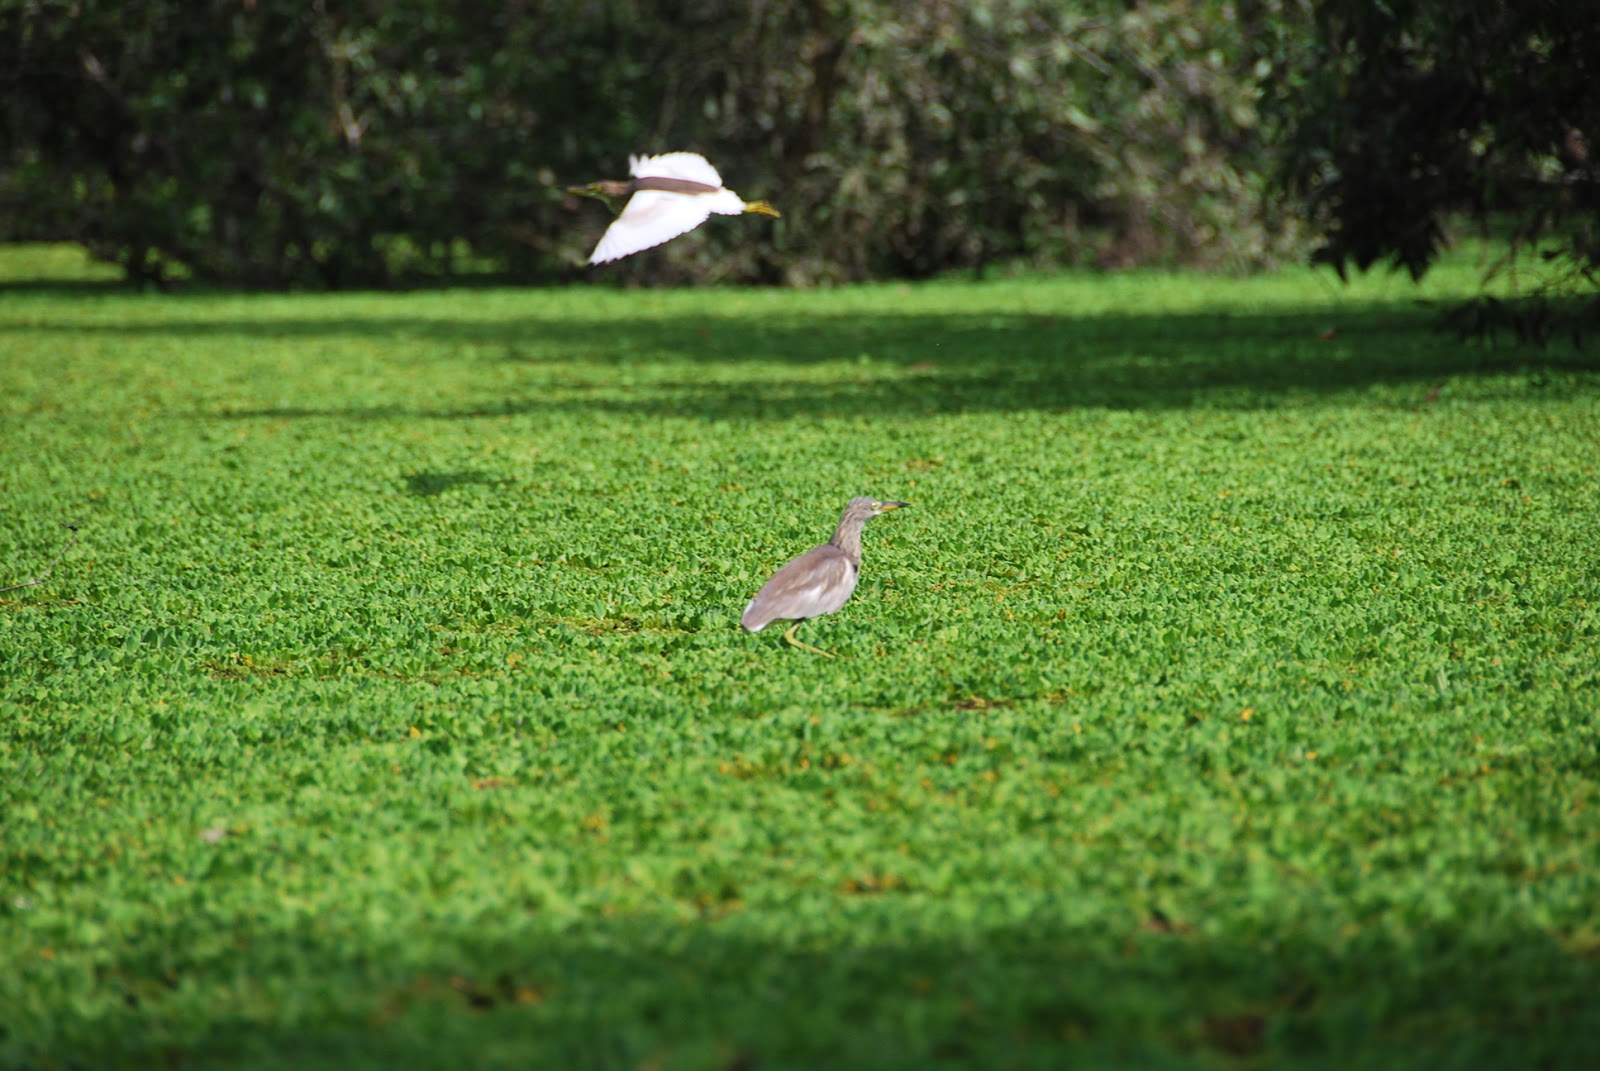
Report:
743,200,781,219
783,621,834,657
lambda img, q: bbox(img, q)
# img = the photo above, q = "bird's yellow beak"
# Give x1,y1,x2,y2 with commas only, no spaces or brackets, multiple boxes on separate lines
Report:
877,501,909,512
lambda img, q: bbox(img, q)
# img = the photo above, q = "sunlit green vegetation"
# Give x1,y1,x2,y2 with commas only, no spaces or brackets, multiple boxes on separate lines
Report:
3,246,1598,1069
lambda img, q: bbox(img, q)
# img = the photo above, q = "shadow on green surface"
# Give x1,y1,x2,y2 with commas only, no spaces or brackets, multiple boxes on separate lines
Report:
25,912,1598,1070
403,471,516,497
25,300,1600,422
79,304,1582,424
0,278,137,296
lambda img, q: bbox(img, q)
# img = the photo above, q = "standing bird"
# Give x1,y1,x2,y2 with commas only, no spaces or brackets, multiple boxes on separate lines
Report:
568,152,780,265
742,497,909,656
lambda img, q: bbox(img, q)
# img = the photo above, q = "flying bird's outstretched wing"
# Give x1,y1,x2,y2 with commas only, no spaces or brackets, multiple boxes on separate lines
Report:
589,192,716,264
629,152,724,187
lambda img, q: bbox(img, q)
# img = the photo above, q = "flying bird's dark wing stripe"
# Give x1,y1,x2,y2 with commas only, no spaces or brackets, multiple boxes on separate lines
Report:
632,176,723,195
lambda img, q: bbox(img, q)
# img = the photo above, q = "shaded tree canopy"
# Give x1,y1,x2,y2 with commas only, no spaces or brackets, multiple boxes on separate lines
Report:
1264,0,1600,285
2,0,1594,298
0,0,1295,287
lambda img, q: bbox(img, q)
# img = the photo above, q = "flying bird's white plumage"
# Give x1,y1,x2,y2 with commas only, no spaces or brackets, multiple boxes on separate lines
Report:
576,152,778,265
632,151,724,187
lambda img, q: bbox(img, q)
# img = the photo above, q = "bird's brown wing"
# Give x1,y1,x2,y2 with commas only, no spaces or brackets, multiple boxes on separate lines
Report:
741,544,857,632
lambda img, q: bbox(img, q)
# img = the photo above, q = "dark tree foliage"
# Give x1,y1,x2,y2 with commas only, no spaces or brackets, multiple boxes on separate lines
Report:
1264,0,1600,291
0,0,1294,287
0,1,620,286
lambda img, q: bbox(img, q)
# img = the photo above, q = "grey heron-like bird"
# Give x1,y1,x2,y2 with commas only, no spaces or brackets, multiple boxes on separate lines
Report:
741,497,909,656
569,152,779,264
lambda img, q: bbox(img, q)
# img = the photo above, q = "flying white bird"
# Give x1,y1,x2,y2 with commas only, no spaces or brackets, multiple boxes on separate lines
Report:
569,152,780,265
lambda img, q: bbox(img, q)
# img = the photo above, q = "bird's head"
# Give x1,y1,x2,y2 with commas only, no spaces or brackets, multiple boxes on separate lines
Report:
848,497,909,520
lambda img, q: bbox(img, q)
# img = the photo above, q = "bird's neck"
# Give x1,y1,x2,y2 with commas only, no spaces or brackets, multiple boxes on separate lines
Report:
580,180,635,206
829,520,865,568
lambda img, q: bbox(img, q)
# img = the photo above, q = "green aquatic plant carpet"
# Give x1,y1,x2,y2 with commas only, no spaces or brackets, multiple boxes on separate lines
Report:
3,244,1598,1069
